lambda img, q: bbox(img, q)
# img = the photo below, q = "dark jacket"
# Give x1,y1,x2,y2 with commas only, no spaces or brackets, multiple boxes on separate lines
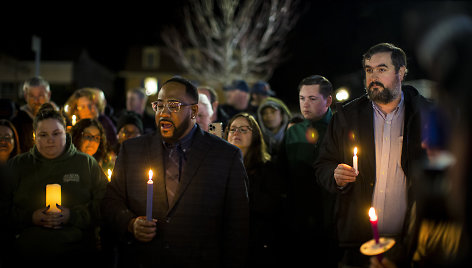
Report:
314,86,432,252
11,109,34,153
101,125,249,268
246,160,285,267
6,134,107,259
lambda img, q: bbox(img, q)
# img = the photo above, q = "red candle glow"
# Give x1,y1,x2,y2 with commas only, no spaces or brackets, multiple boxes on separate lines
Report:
369,207,380,244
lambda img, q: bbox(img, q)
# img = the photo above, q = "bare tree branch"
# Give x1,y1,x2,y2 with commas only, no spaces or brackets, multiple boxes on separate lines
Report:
161,0,300,87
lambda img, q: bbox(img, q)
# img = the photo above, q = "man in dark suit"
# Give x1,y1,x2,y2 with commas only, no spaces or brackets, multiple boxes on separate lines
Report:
101,77,249,267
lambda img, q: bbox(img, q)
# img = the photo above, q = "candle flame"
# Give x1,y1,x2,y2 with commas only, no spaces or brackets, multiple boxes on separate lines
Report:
354,147,358,156
148,169,153,181
107,169,112,182
369,207,377,221
72,115,77,126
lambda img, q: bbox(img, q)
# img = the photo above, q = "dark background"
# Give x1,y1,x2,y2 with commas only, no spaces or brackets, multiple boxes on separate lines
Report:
1,1,471,112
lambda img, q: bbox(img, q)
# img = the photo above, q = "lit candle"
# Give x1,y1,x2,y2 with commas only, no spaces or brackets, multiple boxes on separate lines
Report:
146,169,153,221
369,207,380,244
71,115,77,126
46,184,61,213
107,169,112,182
353,147,358,173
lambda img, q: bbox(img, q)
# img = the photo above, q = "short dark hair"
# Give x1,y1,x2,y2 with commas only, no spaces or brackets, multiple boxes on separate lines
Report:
362,43,407,74
33,103,65,131
162,77,199,103
297,75,333,99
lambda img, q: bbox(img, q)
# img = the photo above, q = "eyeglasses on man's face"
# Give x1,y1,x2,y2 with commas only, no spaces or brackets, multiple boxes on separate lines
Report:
151,100,196,113
82,132,101,143
0,135,13,143
229,126,252,134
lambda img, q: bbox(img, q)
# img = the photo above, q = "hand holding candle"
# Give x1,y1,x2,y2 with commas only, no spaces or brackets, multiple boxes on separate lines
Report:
353,147,358,174
146,169,153,221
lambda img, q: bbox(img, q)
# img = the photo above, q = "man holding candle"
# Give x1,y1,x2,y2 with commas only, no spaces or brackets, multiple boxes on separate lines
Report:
314,43,433,267
101,76,249,267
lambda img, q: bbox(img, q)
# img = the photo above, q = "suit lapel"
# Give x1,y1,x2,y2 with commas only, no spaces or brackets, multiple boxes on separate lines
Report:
167,127,209,213
147,132,169,219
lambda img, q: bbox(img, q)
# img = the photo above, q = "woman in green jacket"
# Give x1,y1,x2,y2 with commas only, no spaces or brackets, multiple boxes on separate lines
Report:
5,103,108,265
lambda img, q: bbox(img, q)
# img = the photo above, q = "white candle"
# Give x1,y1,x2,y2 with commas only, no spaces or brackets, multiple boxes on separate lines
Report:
71,115,77,126
146,169,153,221
46,184,61,213
353,147,358,173
107,169,112,182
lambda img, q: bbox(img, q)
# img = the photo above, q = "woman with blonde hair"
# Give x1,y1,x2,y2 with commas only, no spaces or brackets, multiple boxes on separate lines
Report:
64,87,117,151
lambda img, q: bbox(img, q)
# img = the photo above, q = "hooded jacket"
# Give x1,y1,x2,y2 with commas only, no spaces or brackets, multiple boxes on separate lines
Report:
6,134,107,258
256,97,292,157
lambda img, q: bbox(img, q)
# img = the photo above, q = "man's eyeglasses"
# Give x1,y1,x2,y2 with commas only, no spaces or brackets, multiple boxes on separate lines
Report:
82,132,101,143
152,100,196,113
0,136,13,143
229,126,252,134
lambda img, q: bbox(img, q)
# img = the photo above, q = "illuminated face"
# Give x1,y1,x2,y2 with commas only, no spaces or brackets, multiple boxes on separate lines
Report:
77,97,98,120
35,118,67,159
155,82,197,143
117,124,141,144
198,88,218,122
364,52,405,104
0,126,14,161
80,125,100,156
196,102,212,132
227,117,253,155
25,86,50,115
261,106,283,132
299,84,331,121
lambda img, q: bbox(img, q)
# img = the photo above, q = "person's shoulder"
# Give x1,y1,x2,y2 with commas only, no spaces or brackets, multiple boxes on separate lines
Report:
11,109,31,123
341,93,369,111
403,85,434,108
8,151,31,163
122,132,156,148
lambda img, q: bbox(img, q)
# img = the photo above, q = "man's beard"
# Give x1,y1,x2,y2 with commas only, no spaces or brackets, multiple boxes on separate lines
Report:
366,81,397,104
159,116,193,144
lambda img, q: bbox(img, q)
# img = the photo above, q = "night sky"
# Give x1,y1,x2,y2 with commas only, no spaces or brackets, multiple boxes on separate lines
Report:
2,1,471,111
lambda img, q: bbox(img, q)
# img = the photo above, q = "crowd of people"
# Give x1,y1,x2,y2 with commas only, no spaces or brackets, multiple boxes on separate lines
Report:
0,40,470,268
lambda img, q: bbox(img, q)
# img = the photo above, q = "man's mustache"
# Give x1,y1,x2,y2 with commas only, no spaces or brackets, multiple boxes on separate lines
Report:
159,118,174,124
368,81,385,90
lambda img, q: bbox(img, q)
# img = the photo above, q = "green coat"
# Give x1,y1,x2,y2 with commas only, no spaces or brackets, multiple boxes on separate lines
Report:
6,134,107,258
278,108,337,263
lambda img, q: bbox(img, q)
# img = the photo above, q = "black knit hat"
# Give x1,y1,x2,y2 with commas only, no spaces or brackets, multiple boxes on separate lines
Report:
117,111,144,134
